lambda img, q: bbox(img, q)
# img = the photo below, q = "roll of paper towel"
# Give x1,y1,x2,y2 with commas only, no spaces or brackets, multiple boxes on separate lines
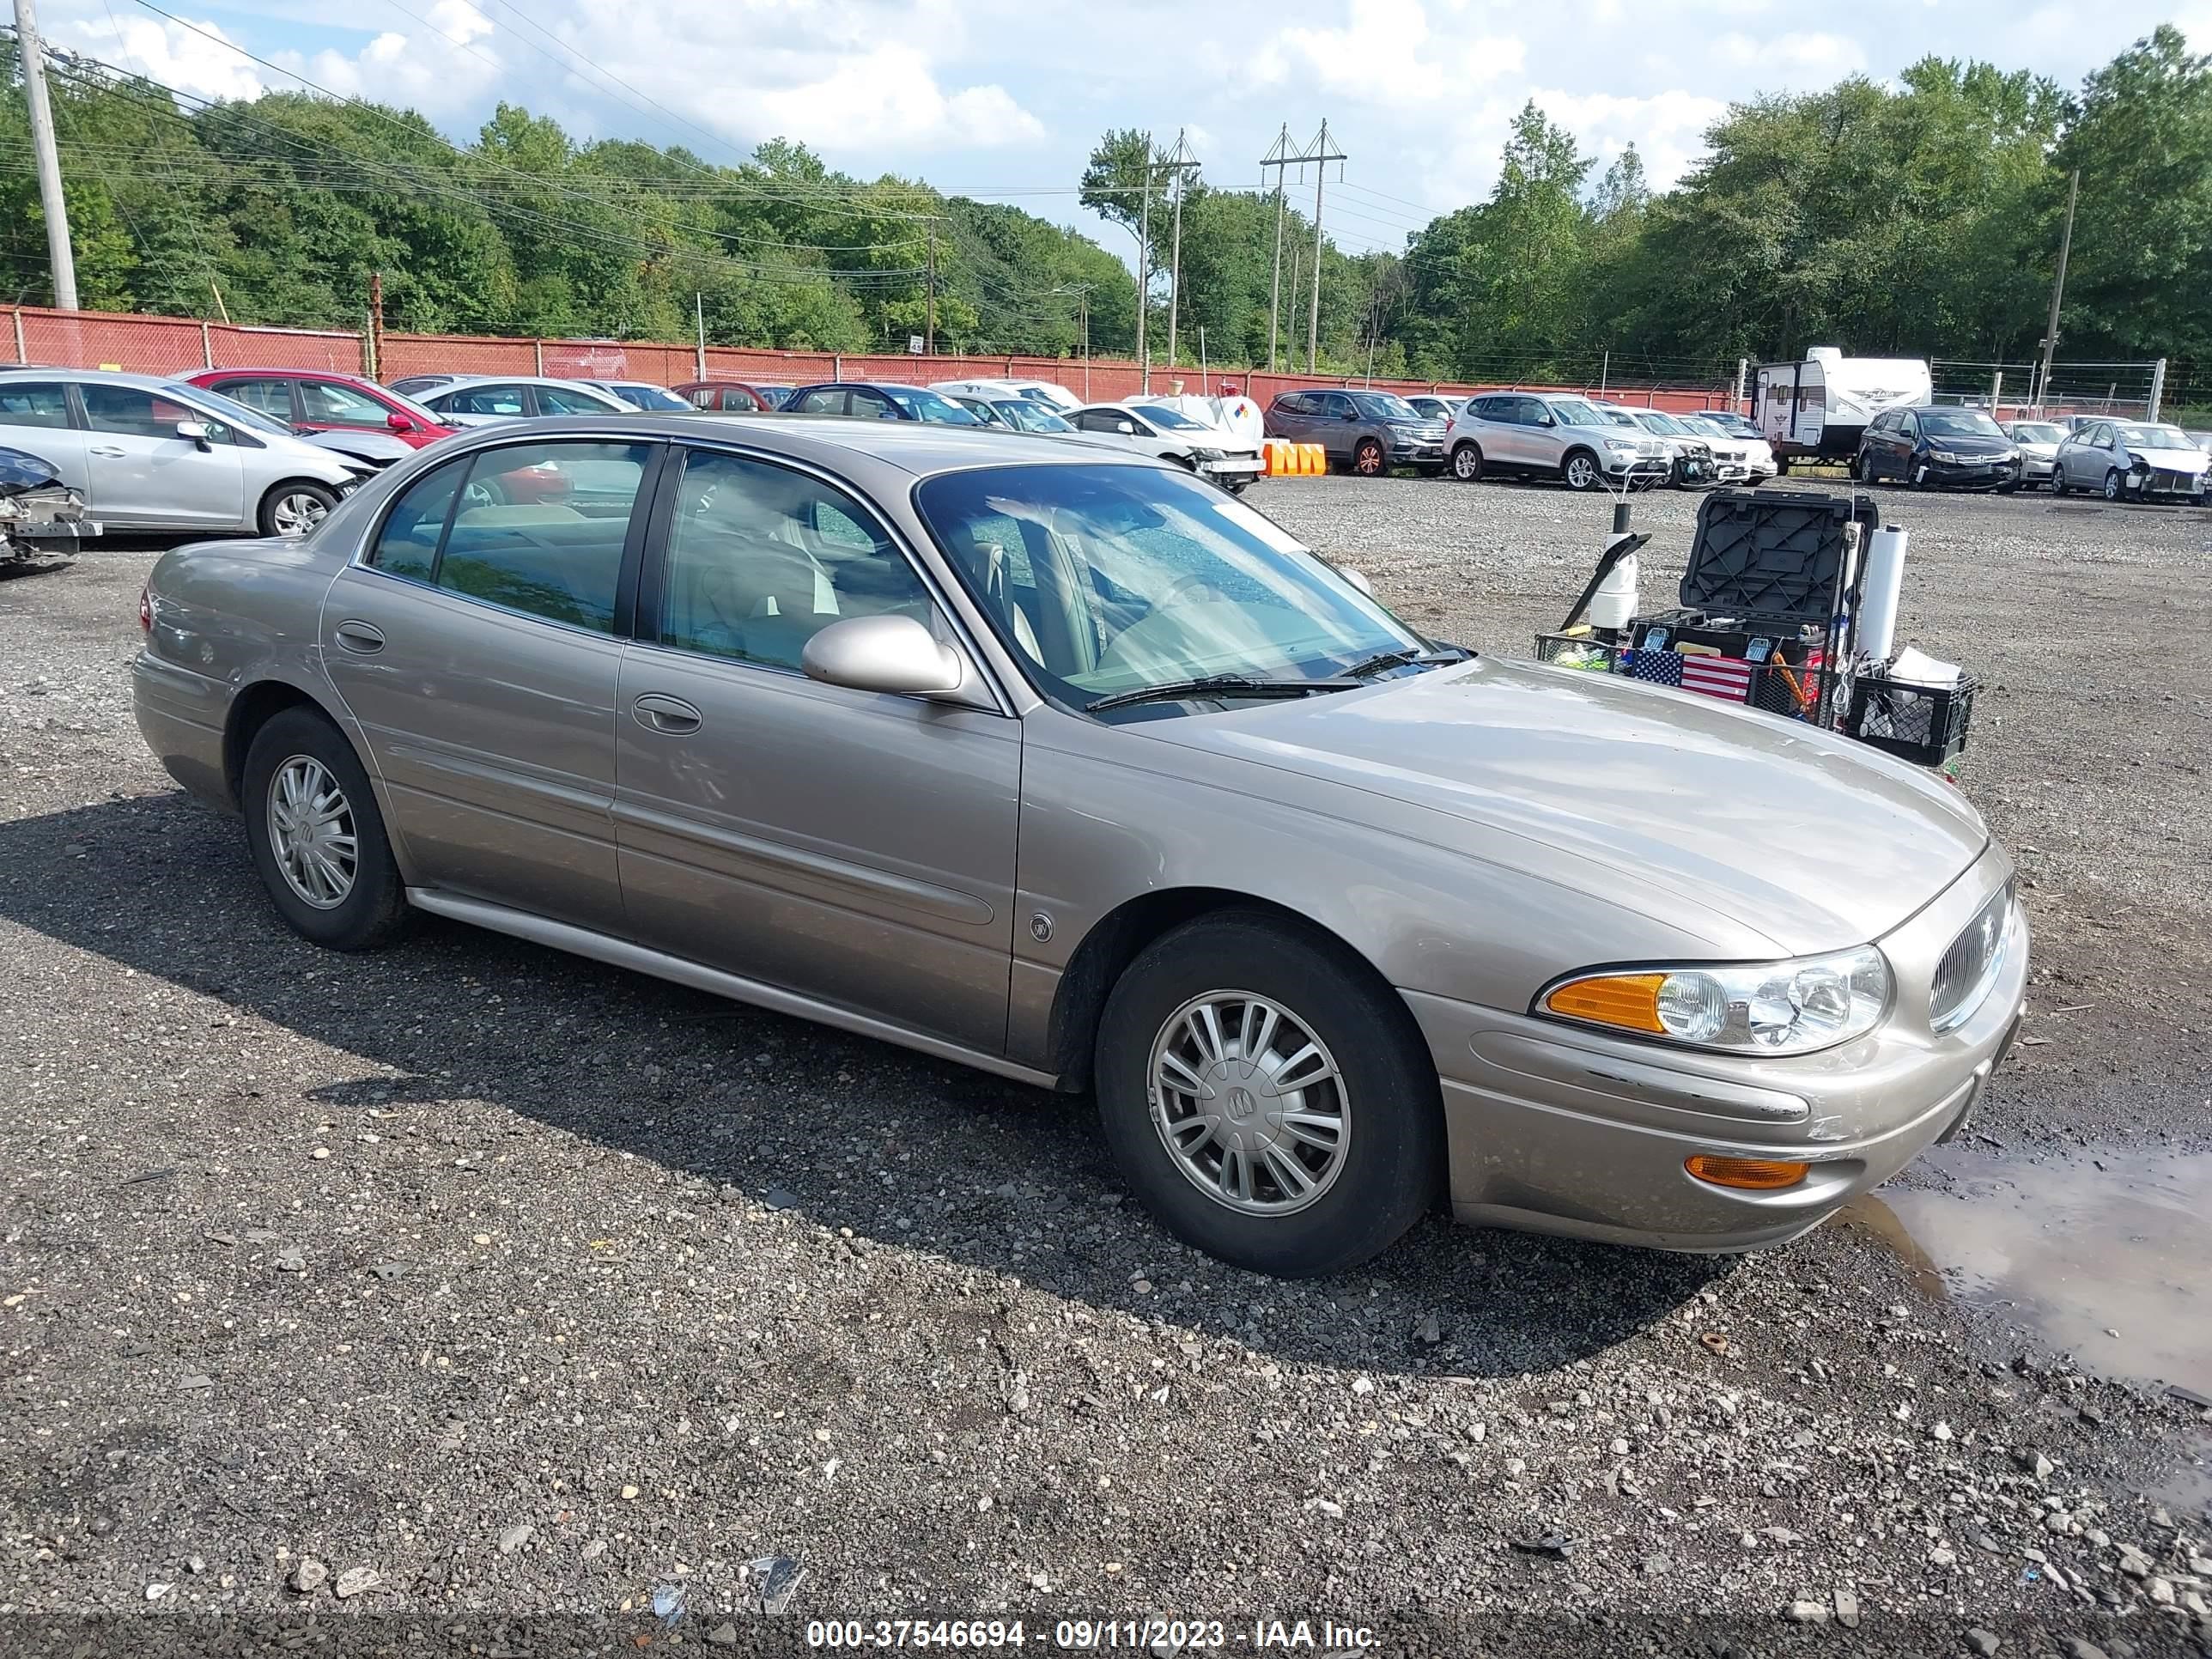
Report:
1858,526,1909,662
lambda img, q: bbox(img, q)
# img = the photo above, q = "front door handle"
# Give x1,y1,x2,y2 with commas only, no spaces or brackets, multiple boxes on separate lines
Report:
88,445,126,458
333,620,385,653
632,694,702,734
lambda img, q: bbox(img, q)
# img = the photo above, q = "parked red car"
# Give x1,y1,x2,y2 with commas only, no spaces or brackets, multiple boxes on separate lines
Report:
184,368,458,449
672,380,776,412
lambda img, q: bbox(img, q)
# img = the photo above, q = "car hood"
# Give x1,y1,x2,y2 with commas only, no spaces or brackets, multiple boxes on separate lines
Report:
2126,442,2208,466
1136,658,1988,956
1918,433,2014,456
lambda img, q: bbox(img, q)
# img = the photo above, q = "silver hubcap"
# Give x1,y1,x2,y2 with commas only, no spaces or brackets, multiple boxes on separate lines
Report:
272,492,328,535
1148,991,1348,1215
267,756,356,908
2106,473,2121,499
1566,455,1595,488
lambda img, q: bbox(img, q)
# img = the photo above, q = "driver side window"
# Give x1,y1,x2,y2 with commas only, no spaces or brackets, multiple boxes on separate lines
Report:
658,448,934,672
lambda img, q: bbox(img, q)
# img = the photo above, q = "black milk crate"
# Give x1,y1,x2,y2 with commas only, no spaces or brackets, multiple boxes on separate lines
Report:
1847,672,1977,766
1532,629,1834,724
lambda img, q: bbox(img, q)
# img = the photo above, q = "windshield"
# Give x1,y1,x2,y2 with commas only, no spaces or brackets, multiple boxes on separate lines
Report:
165,382,294,437
1547,398,1609,428
2008,422,2063,445
1919,410,2004,438
885,386,981,425
1703,411,1757,435
2115,422,2192,447
915,462,1423,717
610,383,692,411
1678,416,1729,439
1636,411,1691,436
1350,392,1422,422
996,400,1074,434
1131,403,1208,433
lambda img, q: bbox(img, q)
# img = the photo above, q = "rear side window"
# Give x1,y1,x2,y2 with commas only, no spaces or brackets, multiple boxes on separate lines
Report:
435,441,652,632
0,381,71,427
212,378,295,420
444,384,528,417
536,384,611,416
789,388,843,415
368,457,468,581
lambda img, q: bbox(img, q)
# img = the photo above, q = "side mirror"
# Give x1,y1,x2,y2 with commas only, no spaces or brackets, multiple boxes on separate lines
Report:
387,413,416,433
800,615,965,698
1115,421,1136,435
174,419,210,448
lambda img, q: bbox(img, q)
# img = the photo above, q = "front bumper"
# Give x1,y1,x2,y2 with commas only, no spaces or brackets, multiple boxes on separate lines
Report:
2016,454,2056,481
1915,456,2019,490
2125,465,2207,500
1400,848,2027,1252
1388,435,1448,465
1604,455,1671,482
1199,453,1265,483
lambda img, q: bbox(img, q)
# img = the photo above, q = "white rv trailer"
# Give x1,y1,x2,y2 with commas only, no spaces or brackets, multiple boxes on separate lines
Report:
1752,347,1932,467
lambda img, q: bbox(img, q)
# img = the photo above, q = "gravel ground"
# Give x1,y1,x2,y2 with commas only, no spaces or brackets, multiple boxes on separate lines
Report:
3,479,2209,1659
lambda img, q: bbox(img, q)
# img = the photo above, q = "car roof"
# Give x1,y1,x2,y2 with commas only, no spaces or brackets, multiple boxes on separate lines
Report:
416,411,1142,479
191,366,372,382
790,381,939,395
0,365,212,389
423,374,622,391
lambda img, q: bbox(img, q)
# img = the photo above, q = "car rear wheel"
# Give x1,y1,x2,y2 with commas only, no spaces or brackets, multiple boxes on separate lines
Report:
1560,449,1601,492
1450,443,1485,483
1352,438,1386,477
1094,911,1443,1277
242,707,410,951
2104,469,2124,501
258,481,337,538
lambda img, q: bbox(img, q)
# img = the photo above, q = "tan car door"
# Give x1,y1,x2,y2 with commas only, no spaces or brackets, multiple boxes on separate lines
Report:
612,442,1020,1053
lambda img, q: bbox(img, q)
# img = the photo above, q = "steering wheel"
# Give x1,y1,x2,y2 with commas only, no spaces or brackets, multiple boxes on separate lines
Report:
1161,571,1225,605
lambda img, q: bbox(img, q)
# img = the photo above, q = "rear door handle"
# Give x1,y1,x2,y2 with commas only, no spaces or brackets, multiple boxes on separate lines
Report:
333,620,385,653
632,694,702,734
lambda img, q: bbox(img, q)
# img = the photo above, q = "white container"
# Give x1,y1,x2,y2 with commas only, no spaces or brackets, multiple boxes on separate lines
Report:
1858,526,1909,663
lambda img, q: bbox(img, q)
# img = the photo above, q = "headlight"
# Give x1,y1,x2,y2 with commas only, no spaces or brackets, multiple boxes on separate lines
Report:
2125,453,2148,470
1537,945,1891,1055
1926,448,1959,463
1189,446,1223,461
1603,438,1637,452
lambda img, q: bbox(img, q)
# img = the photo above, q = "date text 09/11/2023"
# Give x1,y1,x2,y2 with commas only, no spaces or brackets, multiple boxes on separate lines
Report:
802,1617,1378,1650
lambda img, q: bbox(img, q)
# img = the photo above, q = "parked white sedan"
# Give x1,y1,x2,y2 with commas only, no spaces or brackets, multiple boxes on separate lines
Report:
410,376,632,428
0,368,367,535
2051,418,2209,501
1069,401,1264,491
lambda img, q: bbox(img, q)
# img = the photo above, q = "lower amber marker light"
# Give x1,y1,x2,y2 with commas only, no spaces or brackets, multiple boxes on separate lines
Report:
1684,1154,1810,1191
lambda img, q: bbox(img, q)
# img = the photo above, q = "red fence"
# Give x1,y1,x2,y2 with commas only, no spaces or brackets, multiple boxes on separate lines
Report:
7,303,1735,413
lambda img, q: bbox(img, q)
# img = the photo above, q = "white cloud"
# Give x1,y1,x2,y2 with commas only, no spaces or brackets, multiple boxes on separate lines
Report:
1531,88,1731,191
278,2,503,118
1712,29,1869,85
50,14,266,102
1253,0,1524,106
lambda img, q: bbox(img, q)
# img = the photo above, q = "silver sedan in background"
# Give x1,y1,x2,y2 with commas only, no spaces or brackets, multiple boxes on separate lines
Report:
2002,420,2065,488
132,416,2025,1276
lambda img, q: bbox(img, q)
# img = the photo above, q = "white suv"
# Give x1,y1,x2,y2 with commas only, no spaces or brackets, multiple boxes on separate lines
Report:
1444,392,1668,491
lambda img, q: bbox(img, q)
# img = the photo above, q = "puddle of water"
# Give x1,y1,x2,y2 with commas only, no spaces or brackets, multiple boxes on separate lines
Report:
1843,1147,2212,1396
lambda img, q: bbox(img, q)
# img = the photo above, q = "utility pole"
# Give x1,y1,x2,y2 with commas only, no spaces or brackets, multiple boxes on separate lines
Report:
1304,120,1346,374
1135,131,1154,392
14,0,77,310
925,224,937,356
1259,125,1295,373
1161,130,1200,371
367,270,383,379
695,292,706,380
2036,167,2080,416
1050,283,1094,398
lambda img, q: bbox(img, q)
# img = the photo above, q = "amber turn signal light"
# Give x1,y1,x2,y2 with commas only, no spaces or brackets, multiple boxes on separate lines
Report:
1542,972,1668,1034
1684,1154,1809,1191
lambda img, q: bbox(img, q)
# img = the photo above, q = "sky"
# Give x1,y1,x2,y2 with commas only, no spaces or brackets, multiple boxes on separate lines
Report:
34,0,2212,259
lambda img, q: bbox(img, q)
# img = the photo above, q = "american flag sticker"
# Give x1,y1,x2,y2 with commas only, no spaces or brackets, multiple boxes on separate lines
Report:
1620,647,1824,710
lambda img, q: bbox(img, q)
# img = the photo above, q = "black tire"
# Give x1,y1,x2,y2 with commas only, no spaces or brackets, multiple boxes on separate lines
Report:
2051,465,2069,495
2104,469,2124,502
241,706,410,951
1856,451,1877,485
1997,477,2021,495
1352,437,1386,477
1449,442,1485,483
1772,453,1791,475
258,480,339,538
1094,910,1443,1278
1560,448,1601,492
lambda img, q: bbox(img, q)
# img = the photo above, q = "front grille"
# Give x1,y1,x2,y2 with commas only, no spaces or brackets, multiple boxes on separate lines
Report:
1930,883,2013,1032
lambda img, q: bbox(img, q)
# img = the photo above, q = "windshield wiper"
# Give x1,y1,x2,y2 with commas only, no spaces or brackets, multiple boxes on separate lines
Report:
1342,644,1474,679
1085,675,1358,714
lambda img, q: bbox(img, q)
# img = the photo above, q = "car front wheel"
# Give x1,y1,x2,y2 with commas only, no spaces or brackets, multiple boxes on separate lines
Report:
1094,911,1443,1277
1352,438,1386,477
1856,452,1877,485
2051,465,2069,495
258,481,338,538
242,706,410,951
1560,449,1601,491
1450,443,1485,482
2104,469,2124,501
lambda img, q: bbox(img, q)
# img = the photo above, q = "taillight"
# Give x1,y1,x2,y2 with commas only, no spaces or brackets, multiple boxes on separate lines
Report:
138,584,152,635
